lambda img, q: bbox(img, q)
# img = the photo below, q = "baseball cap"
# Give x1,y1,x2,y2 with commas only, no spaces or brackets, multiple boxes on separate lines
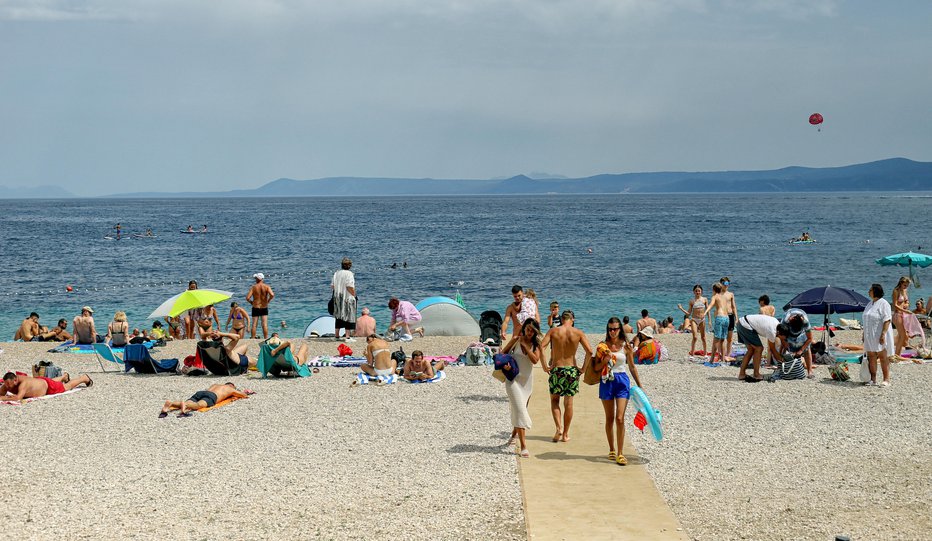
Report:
253,272,265,280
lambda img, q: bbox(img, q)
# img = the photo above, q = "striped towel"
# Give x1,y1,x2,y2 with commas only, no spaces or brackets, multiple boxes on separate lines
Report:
2,387,83,406
307,356,368,368
404,370,446,384
354,372,398,385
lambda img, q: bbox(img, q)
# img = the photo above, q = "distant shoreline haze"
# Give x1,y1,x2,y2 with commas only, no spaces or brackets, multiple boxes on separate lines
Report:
1,157,930,199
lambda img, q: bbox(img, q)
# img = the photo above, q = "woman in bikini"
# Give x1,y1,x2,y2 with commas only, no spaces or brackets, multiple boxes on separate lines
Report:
106,311,130,347
591,317,642,466
891,276,911,358
678,284,708,355
225,302,250,338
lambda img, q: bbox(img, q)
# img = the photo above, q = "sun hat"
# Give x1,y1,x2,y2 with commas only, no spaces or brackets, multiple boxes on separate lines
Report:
639,327,654,339
253,272,265,280
82,306,94,314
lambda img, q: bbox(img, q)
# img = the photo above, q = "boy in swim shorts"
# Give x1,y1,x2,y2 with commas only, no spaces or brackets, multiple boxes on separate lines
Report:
703,283,730,365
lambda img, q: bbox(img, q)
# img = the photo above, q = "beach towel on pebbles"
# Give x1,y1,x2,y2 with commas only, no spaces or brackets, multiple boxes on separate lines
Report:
1,388,83,405
307,356,368,368
404,370,446,384
354,372,398,385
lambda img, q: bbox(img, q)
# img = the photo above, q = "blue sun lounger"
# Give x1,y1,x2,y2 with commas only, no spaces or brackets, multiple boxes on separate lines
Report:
122,344,179,374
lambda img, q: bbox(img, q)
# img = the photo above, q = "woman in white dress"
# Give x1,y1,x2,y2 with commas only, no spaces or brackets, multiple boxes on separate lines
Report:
863,283,894,386
501,319,541,458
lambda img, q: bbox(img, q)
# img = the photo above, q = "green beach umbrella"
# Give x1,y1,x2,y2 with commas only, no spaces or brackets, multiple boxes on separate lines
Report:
146,288,234,319
875,251,932,288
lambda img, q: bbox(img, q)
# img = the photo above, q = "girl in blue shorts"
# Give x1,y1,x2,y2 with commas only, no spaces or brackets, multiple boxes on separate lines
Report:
592,317,643,466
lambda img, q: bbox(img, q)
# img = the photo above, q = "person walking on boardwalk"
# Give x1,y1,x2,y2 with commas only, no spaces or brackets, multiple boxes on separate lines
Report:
540,310,592,443
591,317,642,465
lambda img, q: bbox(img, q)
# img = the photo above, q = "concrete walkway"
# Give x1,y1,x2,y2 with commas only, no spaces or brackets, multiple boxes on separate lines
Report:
517,368,687,540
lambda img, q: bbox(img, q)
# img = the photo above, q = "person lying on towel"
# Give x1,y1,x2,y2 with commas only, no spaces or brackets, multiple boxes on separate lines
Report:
2,372,93,403
402,350,445,381
159,382,252,418
268,333,312,367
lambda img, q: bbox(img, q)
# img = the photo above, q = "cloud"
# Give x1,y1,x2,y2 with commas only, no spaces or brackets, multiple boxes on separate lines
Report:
721,0,839,19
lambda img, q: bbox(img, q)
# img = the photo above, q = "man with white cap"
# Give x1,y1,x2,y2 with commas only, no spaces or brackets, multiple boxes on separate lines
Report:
247,273,275,339
72,306,99,344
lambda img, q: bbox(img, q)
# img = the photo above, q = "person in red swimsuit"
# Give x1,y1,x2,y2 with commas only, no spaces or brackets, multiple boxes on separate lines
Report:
1,372,93,402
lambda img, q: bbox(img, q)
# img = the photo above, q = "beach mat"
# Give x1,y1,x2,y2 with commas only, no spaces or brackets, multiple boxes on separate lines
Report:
49,341,155,354
354,372,398,385
308,356,368,368
2,387,84,406
403,370,446,384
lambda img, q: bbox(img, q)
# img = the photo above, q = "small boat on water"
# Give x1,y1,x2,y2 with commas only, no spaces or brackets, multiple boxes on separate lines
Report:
789,239,816,245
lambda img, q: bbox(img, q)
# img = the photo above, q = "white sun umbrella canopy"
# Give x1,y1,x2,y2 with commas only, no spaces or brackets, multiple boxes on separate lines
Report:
146,289,234,319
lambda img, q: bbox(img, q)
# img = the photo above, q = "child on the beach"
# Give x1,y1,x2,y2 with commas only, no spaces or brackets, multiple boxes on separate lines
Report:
703,283,730,366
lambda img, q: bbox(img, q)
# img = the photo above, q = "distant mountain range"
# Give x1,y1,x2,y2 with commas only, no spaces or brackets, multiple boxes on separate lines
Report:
0,184,73,199
4,158,932,199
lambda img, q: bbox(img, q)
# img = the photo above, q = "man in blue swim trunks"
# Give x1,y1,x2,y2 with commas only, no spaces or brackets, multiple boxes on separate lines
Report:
158,382,251,418
703,283,731,365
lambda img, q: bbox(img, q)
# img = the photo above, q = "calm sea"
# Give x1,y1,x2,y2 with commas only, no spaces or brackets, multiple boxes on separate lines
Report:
1,194,929,339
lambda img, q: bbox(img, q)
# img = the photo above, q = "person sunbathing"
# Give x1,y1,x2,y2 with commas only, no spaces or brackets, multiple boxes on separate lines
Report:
159,382,251,418
268,334,312,366
403,350,436,381
360,334,396,378
2,372,93,402
833,342,864,352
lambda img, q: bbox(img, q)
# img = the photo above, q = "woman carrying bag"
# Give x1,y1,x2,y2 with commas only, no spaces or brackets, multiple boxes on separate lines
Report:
591,317,642,466
501,319,541,458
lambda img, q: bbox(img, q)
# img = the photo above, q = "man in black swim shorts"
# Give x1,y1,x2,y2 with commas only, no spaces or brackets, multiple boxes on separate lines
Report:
158,382,250,418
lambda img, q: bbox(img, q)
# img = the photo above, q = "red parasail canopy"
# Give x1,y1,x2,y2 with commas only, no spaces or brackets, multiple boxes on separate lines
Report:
809,113,824,125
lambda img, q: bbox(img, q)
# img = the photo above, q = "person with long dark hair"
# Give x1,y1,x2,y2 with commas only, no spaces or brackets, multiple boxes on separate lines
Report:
591,317,641,465
863,283,894,386
501,318,541,458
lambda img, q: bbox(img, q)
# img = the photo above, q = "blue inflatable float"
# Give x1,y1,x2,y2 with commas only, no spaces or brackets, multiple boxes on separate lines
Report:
629,385,663,442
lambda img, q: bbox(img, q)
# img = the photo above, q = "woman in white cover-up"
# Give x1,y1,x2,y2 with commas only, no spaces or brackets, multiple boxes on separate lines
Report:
863,283,894,386
501,319,541,458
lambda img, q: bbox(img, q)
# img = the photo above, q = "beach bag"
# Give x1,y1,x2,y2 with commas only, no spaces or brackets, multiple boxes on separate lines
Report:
327,293,335,316
336,343,353,357
859,355,871,382
464,344,492,366
828,361,850,382
778,356,806,380
392,347,406,372
32,361,62,379
180,354,207,376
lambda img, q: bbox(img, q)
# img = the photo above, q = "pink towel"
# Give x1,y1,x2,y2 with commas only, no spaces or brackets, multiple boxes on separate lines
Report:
902,313,925,340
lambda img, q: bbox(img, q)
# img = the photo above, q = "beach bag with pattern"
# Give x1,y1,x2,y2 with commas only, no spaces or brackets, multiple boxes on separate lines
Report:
778,356,806,380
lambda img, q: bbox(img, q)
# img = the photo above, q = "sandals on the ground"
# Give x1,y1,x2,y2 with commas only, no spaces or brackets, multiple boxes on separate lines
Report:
616,454,628,466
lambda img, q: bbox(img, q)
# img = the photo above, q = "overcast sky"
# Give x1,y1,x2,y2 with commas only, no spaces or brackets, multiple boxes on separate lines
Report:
1,0,930,195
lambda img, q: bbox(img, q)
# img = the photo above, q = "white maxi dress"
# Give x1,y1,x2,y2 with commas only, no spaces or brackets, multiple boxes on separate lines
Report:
862,298,894,355
506,343,534,430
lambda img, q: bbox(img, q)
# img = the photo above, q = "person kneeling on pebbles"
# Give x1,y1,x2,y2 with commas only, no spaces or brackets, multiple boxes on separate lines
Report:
2,371,93,402
159,382,253,418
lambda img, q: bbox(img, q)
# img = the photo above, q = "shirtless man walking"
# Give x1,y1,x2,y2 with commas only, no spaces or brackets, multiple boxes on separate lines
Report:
13,313,40,341
2,372,93,402
702,283,731,365
502,285,536,339
72,306,99,344
247,272,275,339
540,310,593,443
720,277,738,361
159,382,250,418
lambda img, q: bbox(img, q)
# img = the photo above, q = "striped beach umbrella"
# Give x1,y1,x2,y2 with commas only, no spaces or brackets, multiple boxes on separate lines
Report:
146,289,233,319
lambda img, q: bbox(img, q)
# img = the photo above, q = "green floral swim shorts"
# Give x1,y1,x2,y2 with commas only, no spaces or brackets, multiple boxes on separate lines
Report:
548,366,581,396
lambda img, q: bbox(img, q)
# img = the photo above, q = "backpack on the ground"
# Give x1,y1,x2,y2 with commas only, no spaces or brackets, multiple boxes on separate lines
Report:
392,347,407,372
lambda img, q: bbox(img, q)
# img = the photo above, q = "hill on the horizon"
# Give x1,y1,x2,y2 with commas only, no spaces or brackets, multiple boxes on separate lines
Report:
62,157,932,198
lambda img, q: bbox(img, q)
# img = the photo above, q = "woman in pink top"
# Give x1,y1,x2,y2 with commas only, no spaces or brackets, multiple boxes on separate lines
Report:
387,298,425,339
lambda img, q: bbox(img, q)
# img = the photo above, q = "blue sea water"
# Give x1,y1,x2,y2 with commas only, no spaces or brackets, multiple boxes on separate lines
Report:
0,194,930,339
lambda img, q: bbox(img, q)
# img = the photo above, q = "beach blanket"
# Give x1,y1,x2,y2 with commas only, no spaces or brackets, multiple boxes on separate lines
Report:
1,388,83,405
404,370,446,384
354,372,398,385
307,356,368,368
424,355,461,365
166,395,246,413
48,340,155,354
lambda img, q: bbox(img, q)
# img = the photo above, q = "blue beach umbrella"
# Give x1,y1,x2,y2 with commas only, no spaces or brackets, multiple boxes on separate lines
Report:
783,286,871,340
875,251,931,288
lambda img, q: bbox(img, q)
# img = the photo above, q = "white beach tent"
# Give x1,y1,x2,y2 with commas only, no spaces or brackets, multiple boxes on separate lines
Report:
303,315,336,338
415,297,480,337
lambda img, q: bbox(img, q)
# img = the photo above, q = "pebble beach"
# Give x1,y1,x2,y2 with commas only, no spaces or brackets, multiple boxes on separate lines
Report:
2,331,929,540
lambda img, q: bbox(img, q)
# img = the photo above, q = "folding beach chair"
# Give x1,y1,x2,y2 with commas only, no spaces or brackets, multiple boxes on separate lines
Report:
195,340,246,376
92,343,124,373
123,344,179,374
256,342,312,379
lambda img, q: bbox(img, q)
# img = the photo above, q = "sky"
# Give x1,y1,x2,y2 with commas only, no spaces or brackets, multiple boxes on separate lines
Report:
1,0,930,195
